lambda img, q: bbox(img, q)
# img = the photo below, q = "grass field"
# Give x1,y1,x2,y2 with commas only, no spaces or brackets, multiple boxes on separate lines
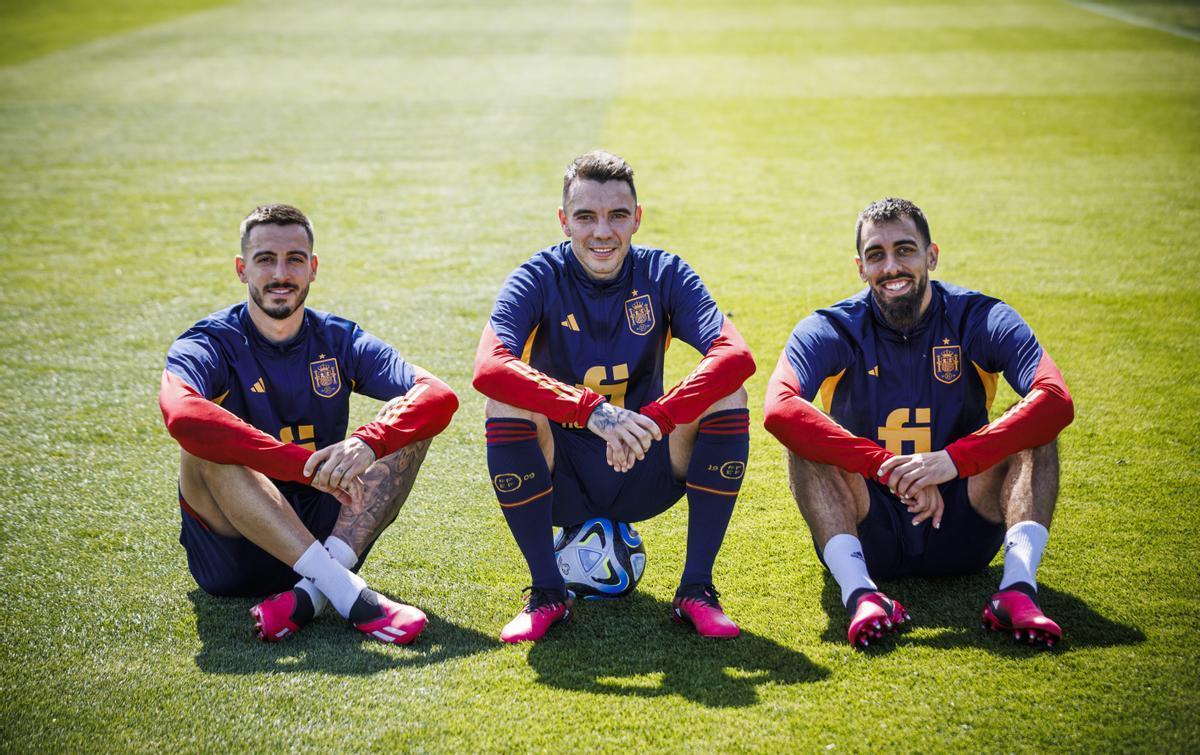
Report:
1,0,1198,750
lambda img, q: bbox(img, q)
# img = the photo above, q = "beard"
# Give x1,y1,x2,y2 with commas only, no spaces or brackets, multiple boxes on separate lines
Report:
871,273,927,330
250,282,309,320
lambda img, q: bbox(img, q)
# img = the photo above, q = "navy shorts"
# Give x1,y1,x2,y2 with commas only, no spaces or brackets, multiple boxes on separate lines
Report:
179,484,370,598
848,478,1005,580
548,425,686,527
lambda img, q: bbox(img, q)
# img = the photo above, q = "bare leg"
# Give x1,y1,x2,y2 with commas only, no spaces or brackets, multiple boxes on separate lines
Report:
331,438,432,557
971,441,1063,645
179,449,315,565
786,453,871,550
967,440,1060,529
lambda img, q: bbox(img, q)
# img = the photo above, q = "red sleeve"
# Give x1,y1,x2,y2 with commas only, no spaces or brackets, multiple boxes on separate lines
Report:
350,374,459,459
639,318,756,434
471,324,606,426
762,352,894,478
944,351,1074,478
158,370,313,483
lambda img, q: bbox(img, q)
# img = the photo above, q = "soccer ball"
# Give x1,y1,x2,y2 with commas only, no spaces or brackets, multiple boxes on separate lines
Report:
553,517,646,600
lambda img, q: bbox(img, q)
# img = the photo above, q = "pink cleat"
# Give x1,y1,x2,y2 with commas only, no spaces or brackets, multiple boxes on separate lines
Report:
672,584,739,639
982,582,1061,648
847,589,910,649
500,588,573,643
250,588,314,642
348,589,427,646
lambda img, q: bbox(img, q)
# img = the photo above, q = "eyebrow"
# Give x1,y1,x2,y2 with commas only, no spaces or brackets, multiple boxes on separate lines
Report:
863,237,919,253
251,249,309,259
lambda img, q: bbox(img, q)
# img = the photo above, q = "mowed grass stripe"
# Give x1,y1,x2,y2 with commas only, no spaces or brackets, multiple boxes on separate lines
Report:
594,0,1198,749
0,0,1197,750
0,0,634,749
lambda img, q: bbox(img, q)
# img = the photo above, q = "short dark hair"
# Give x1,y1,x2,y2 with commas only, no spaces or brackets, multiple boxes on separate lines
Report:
240,204,314,251
562,150,637,207
855,197,931,254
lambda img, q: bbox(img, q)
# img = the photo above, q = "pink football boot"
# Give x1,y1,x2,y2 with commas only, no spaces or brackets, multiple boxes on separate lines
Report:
250,588,314,642
982,582,1061,648
847,589,910,648
672,584,739,639
500,588,574,643
348,589,427,646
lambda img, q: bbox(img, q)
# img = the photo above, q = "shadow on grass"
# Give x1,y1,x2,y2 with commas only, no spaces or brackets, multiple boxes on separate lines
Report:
527,592,829,708
818,567,1145,654
189,589,499,675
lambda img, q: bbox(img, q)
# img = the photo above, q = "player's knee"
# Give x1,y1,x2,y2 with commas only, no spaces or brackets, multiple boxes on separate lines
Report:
1031,439,1059,464
484,398,538,421
704,387,748,414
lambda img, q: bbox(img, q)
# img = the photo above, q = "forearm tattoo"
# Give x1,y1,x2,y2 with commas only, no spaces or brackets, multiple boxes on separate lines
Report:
331,438,432,555
590,402,626,432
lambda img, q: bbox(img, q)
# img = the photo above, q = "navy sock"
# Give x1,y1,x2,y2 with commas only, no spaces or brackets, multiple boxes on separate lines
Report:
486,418,564,592
680,408,750,588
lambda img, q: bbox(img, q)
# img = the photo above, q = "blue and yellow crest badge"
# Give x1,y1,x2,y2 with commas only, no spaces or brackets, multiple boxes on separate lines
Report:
932,344,962,384
624,292,655,336
309,357,342,398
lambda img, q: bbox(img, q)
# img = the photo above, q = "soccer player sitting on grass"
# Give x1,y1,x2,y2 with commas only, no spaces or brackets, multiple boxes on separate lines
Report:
158,204,458,645
473,151,756,642
763,198,1074,649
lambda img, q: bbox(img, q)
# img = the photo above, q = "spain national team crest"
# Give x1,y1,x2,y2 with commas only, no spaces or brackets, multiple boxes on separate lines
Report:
309,357,342,398
624,292,655,336
932,344,962,384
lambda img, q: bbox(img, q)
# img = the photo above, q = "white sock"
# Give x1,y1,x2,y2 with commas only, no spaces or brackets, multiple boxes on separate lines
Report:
823,533,878,607
292,541,367,618
293,536,359,615
999,521,1049,591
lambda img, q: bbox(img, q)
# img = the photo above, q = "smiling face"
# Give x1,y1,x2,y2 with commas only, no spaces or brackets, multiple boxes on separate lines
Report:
856,215,938,330
558,178,642,281
236,223,317,321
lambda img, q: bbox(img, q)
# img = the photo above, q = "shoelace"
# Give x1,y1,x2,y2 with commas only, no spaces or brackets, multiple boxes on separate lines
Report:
522,586,565,614
679,584,721,608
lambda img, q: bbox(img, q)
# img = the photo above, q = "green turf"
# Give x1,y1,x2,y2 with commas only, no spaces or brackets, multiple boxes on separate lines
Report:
0,0,236,67
1,0,1197,750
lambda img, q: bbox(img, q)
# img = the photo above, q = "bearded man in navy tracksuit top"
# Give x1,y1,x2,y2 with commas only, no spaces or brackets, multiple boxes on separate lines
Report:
473,151,756,642
159,204,458,645
764,198,1074,649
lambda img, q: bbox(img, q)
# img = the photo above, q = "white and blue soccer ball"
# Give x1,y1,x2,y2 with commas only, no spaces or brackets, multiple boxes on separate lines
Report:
553,517,646,600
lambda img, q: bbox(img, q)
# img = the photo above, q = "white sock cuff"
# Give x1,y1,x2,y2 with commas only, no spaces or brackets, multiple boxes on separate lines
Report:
1005,520,1049,548
824,533,864,560
324,536,359,569
823,533,877,606
1000,520,1050,591
293,541,330,574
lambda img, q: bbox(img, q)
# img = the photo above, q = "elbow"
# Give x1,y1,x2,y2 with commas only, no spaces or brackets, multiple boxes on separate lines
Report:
441,384,461,418
734,347,757,382
471,367,496,396
762,398,787,439
1056,391,1075,429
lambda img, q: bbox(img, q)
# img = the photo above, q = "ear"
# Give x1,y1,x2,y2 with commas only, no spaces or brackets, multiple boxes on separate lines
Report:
558,207,570,237
927,242,939,271
631,204,642,234
855,255,866,282
235,255,247,283
310,253,319,280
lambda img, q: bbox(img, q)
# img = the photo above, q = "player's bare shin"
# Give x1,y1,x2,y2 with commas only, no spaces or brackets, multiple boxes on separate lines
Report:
786,452,870,548
330,438,432,555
